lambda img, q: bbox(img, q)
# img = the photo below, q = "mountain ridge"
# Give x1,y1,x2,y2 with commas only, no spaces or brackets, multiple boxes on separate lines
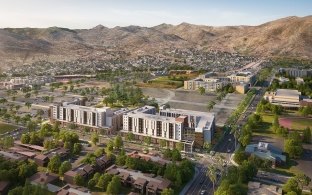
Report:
0,15,311,68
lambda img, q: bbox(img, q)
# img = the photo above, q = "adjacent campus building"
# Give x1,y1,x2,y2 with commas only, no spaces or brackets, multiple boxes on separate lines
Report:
263,89,301,108
120,106,215,151
278,68,312,78
50,99,127,132
184,71,256,92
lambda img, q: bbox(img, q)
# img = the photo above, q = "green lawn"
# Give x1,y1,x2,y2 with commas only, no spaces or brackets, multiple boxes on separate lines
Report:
290,118,312,130
253,113,275,134
137,76,184,89
0,122,18,134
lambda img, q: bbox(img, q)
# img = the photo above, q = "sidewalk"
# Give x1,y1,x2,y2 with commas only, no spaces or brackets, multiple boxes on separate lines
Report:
179,166,200,195
229,153,239,167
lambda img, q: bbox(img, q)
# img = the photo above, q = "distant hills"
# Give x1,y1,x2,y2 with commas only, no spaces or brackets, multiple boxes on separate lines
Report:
0,15,311,68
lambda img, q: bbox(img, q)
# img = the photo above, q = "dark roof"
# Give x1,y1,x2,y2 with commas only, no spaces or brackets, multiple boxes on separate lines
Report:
82,164,93,173
107,168,119,175
29,172,58,185
134,177,148,186
64,170,77,177
146,180,159,191
118,171,130,181
57,184,90,195
35,154,49,161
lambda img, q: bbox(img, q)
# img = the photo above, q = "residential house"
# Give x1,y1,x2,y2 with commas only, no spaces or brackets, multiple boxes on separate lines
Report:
64,164,94,185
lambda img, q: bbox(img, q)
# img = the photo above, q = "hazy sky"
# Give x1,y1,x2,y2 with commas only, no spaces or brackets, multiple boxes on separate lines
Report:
0,0,311,28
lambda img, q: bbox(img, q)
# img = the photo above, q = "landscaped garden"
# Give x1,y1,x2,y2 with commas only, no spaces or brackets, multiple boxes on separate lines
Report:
0,121,18,134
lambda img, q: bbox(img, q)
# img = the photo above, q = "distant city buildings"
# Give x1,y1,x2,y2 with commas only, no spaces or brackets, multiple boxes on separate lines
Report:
121,106,215,151
1,76,55,90
279,68,312,78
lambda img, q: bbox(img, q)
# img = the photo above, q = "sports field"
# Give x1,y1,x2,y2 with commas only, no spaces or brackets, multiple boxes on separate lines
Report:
0,122,17,134
279,117,312,130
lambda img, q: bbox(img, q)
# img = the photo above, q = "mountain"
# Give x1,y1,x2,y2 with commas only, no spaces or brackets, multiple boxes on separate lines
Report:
0,16,311,68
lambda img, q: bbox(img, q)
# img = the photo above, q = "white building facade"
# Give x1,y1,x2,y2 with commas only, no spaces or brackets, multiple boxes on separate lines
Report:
121,106,215,151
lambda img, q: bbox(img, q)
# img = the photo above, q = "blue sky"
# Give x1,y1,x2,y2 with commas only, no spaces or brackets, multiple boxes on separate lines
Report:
0,0,311,28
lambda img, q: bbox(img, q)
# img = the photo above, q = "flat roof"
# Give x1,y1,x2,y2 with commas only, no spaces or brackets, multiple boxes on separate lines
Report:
275,89,301,97
14,141,45,151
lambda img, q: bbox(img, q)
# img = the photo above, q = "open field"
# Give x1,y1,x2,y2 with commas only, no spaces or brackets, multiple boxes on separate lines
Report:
0,122,18,134
137,76,184,89
254,114,312,135
279,117,312,130
78,80,111,88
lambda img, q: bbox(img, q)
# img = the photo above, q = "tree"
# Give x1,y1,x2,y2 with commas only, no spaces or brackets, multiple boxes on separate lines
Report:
97,173,113,191
25,102,32,109
233,150,248,165
114,135,123,150
27,120,37,132
47,154,61,173
198,86,205,95
21,133,30,144
29,132,42,145
159,139,166,148
207,100,216,111
0,98,7,104
303,127,311,143
73,143,82,155
74,175,84,186
283,178,302,195
207,165,217,192
58,161,72,176
171,149,182,161
87,178,97,190
105,140,114,154
106,175,121,195
91,133,99,145
231,125,240,149
126,132,135,142
24,93,31,99
144,136,152,145
161,188,174,195
0,136,14,149
176,142,184,151
272,115,279,133
285,132,303,159
295,173,311,191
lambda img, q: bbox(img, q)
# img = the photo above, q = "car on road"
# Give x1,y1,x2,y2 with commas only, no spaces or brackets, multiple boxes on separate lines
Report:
200,190,207,195
210,151,216,156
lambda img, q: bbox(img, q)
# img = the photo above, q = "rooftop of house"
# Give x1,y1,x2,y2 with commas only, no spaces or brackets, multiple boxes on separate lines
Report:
29,172,58,185
106,165,171,190
57,184,91,195
0,150,28,161
245,142,286,162
14,141,46,152
248,181,282,195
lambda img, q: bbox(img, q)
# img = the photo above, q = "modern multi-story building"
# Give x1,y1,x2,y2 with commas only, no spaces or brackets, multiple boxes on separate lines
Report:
50,99,127,132
184,78,229,92
279,68,312,78
121,106,215,151
227,71,256,86
264,89,301,108
184,71,256,92
2,76,55,90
